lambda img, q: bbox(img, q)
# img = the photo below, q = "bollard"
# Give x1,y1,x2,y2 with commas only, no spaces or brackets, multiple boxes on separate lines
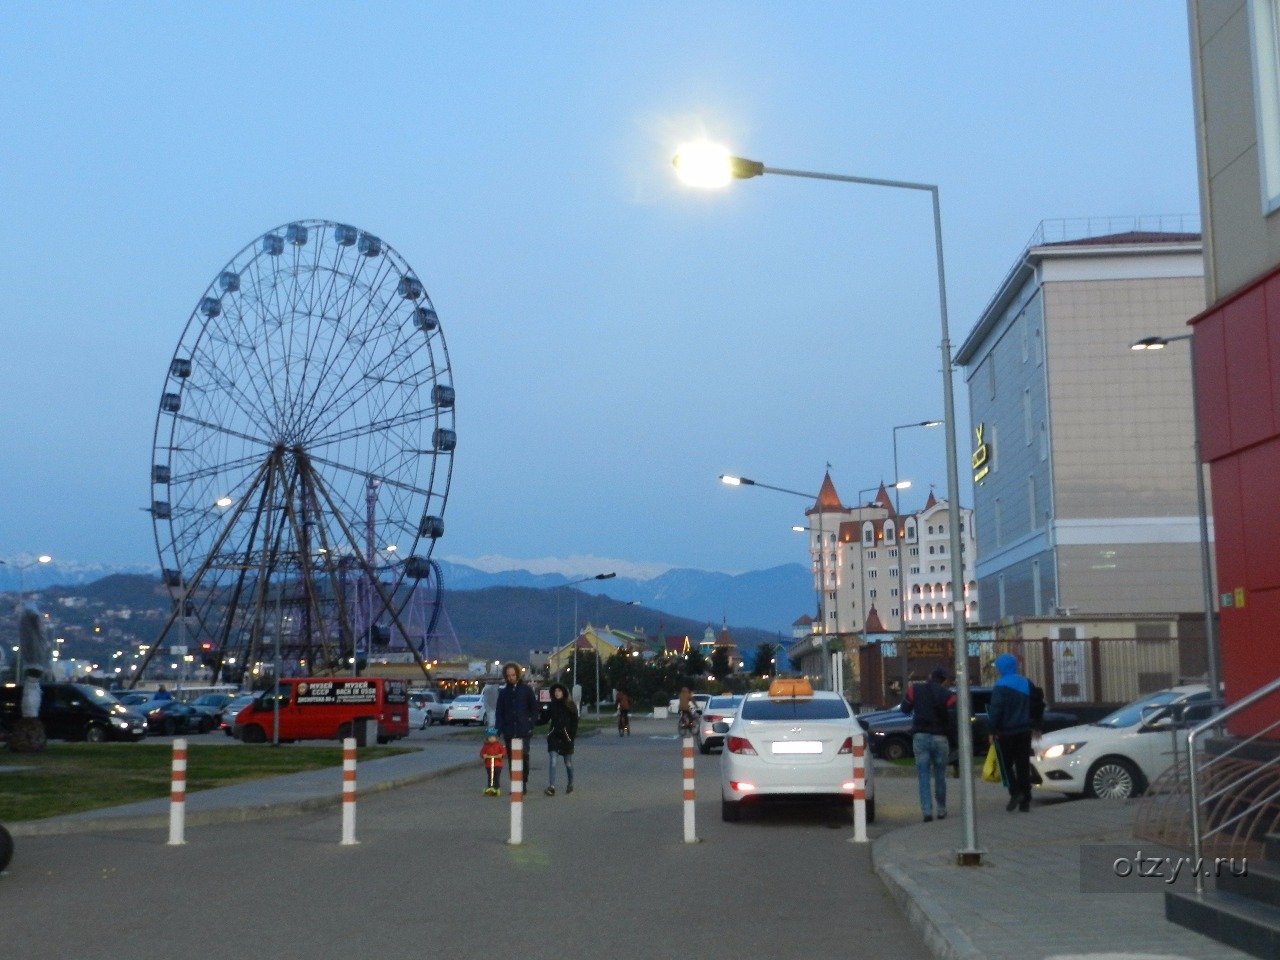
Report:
682,735,698,843
167,737,187,846
341,737,358,845
508,737,524,845
848,729,868,844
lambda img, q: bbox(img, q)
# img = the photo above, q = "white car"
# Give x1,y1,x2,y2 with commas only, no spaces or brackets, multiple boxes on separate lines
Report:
696,694,743,754
1032,685,1217,800
446,694,486,725
717,679,875,823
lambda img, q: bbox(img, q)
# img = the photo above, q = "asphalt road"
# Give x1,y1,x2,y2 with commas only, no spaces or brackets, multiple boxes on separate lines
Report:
2,727,933,960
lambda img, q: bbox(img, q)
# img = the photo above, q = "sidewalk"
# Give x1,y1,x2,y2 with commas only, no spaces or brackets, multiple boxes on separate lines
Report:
871,773,1255,960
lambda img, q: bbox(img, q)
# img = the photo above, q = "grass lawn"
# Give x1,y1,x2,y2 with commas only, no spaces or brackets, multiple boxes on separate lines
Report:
0,742,410,822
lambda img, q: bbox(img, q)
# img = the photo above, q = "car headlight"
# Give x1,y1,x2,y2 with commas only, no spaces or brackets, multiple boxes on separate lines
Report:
1042,742,1085,759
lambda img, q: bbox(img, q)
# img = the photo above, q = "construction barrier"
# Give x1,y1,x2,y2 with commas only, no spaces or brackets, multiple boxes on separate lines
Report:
508,737,524,845
682,736,697,843
167,738,187,846
341,737,358,845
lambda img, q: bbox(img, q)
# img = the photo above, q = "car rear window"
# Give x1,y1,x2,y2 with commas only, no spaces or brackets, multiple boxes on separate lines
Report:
707,696,742,709
741,698,850,721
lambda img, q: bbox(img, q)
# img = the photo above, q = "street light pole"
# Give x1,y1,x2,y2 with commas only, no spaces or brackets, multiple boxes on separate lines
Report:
1131,335,1220,698
721,474,832,689
892,421,943,693
681,146,980,863
564,572,616,705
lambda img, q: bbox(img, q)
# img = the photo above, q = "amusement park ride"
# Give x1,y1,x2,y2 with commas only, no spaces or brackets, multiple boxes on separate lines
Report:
133,221,458,685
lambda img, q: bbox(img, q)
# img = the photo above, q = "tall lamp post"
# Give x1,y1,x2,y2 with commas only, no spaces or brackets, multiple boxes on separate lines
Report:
679,144,980,864
563,572,616,703
720,474,834,689
1130,335,1219,698
2,554,53,598
893,420,944,691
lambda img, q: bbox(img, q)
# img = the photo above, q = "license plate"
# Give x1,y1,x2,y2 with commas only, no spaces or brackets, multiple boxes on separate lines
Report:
771,741,822,755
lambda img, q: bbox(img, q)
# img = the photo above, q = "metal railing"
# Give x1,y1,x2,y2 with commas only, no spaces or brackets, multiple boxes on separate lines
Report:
1188,675,1280,895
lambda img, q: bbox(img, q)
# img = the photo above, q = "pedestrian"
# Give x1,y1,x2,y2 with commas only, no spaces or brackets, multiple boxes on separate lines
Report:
544,682,578,796
900,666,956,822
481,681,500,730
480,729,506,796
988,653,1037,812
493,661,538,789
615,688,631,736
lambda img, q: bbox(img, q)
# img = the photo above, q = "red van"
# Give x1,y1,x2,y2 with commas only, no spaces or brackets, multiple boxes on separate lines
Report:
231,677,410,744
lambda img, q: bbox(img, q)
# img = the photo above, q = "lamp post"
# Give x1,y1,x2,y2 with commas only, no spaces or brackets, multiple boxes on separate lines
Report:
1130,335,1220,699
721,474,833,689
584,599,640,714
2,555,53,598
680,145,980,864
893,420,944,691
564,572,616,704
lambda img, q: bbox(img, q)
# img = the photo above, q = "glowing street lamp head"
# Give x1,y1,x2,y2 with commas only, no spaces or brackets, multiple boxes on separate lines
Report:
673,143,765,188
37,555,52,564
673,142,733,188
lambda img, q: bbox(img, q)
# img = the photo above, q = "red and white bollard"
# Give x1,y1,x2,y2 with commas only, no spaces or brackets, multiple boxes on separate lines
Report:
341,737,358,845
167,738,187,846
682,736,698,843
508,737,524,845
848,729,868,844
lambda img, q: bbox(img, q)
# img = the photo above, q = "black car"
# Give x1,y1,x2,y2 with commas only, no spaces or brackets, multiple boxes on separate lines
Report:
0,682,146,742
860,687,1079,761
140,700,216,736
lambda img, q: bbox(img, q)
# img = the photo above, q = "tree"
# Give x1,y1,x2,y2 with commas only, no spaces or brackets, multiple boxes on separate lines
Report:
684,648,707,677
709,647,732,680
753,642,777,678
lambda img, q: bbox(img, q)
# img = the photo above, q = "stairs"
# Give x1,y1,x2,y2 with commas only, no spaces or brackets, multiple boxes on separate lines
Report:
1167,832,1280,958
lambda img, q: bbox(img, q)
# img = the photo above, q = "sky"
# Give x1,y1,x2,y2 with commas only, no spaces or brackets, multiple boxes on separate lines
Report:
0,2,1201,582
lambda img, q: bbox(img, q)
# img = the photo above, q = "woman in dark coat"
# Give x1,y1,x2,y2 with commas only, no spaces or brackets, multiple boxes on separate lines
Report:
544,682,578,796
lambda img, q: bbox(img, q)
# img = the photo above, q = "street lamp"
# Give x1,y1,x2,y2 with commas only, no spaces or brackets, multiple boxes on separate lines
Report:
1,555,53,598
1131,334,1219,699
680,146,979,864
583,599,640,714
720,474,833,688
892,420,944,691
563,572,616,703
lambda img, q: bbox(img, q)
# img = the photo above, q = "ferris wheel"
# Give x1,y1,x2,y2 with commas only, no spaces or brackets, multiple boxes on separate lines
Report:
142,220,455,683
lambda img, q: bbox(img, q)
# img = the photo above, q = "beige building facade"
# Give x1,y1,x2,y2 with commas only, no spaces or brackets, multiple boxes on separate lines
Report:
955,223,1207,619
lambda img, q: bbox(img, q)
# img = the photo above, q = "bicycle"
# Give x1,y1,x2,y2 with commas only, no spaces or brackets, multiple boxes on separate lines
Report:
617,708,630,736
677,708,697,739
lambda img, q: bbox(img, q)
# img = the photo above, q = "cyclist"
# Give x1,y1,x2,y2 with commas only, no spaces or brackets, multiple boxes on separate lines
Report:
677,686,698,737
615,688,631,737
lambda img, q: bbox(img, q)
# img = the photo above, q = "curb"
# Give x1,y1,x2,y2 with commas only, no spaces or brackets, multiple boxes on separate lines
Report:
873,857,985,960
7,760,473,837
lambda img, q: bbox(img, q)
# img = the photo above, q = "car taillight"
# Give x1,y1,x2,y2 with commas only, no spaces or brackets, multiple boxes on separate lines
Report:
727,736,757,755
704,714,723,723
729,781,756,792
838,737,854,755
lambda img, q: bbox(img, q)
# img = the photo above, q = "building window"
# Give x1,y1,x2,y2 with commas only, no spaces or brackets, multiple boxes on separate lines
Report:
910,566,920,575
987,355,996,399
867,550,877,560
928,546,935,555
891,607,899,618
938,543,946,555
890,587,899,597
888,547,898,558
910,547,919,557
890,567,899,578
1250,0,1280,212
1024,387,1033,445
863,524,873,545
867,569,878,579
1028,475,1038,529
869,589,878,599
1039,420,1048,461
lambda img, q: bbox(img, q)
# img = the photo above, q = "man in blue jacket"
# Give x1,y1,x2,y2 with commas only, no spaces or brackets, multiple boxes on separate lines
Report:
494,661,539,790
987,653,1036,812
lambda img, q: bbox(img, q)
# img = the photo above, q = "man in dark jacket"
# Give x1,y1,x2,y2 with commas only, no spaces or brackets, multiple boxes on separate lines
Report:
987,653,1036,812
901,666,956,822
494,661,538,789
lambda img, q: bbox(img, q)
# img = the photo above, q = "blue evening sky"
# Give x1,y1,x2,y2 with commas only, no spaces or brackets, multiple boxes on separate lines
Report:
0,2,1199,580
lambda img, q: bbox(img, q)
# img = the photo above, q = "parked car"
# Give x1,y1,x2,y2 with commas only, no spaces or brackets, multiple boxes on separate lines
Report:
0,682,146,742
409,690,449,726
141,700,215,736
220,693,258,734
1032,685,1219,800
718,678,875,823
696,694,743,754
860,687,1079,761
188,692,234,723
446,694,486,726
